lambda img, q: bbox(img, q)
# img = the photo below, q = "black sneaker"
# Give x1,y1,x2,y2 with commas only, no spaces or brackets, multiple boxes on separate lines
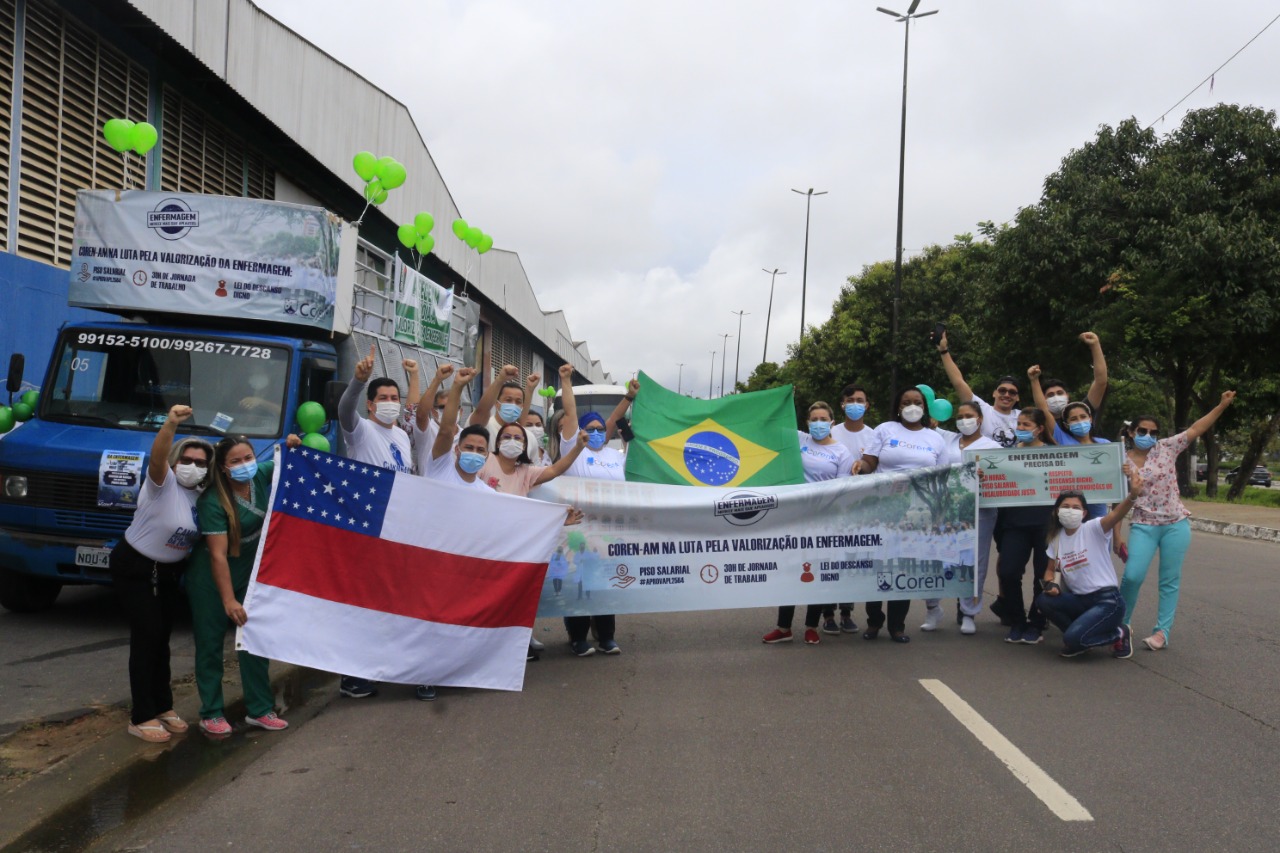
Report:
415,684,437,701
1113,623,1133,659
340,677,377,698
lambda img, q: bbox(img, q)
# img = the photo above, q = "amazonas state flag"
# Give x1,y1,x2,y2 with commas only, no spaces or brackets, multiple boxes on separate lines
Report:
624,372,804,487
237,447,566,692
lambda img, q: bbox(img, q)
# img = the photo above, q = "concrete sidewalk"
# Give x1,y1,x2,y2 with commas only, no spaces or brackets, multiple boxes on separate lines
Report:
1185,499,1280,543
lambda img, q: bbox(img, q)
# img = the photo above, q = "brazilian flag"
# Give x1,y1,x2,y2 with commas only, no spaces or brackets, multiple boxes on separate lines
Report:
624,372,804,487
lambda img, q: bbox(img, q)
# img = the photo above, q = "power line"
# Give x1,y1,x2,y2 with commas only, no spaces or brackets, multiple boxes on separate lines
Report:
1145,10,1280,130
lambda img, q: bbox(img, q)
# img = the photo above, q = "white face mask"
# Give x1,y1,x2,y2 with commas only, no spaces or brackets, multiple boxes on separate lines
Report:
499,438,525,459
901,404,925,424
955,417,980,436
525,425,546,448
174,463,205,489
373,401,401,425
1057,507,1085,529
1046,393,1069,415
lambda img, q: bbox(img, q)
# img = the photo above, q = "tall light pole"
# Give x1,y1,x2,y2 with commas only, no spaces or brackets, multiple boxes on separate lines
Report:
730,310,749,392
676,362,685,395
878,0,937,402
708,351,716,398
791,187,827,341
761,267,786,363
718,333,732,397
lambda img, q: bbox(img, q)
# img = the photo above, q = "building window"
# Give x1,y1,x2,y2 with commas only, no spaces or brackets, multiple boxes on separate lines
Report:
0,0,15,248
159,86,274,200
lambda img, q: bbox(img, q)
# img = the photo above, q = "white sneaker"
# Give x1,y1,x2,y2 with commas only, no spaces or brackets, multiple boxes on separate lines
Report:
529,637,545,651
960,615,976,635
920,606,943,632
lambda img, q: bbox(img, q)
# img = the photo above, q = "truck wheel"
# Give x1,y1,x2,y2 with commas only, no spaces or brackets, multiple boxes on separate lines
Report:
0,570,62,613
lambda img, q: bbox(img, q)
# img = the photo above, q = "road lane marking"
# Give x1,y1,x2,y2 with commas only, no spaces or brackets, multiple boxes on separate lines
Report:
919,678,1093,822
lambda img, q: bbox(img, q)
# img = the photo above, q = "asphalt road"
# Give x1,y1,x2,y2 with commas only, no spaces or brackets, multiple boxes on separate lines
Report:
70,531,1277,853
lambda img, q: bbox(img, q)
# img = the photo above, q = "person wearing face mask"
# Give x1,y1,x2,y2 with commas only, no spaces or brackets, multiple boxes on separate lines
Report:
919,401,1002,635
825,383,877,634
338,344,413,474
761,402,855,646
411,362,456,476
470,364,537,450
426,367,494,490
187,433,301,736
854,387,946,643
1037,463,1143,659
110,405,214,743
1119,392,1235,651
1032,331,1109,429
1027,363,1111,450
521,409,553,466
558,363,625,655
479,421,589,496
936,332,1021,448
992,408,1058,645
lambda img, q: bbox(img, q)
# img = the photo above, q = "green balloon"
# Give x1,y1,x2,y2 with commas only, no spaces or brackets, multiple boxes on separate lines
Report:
20,390,39,408
296,401,326,433
12,403,33,422
130,122,158,155
414,212,434,236
416,235,435,255
0,407,13,434
451,218,469,239
477,234,494,255
538,387,556,398
353,151,377,182
915,383,936,404
397,224,418,249
566,530,587,552
379,160,407,190
373,188,388,205
301,432,331,453
929,398,953,422
364,179,383,202
464,226,481,249
102,118,134,153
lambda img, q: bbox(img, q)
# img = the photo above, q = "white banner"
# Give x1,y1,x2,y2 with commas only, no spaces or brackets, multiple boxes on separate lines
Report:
530,463,979,617
69,190,343,331
392,258,453,353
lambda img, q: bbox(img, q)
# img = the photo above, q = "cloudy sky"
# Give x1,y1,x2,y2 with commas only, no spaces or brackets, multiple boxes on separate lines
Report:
256,0,1278,396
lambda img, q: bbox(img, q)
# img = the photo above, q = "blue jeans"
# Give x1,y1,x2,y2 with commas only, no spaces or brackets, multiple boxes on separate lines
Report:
1120,519,1191,638
1036,586,1125,652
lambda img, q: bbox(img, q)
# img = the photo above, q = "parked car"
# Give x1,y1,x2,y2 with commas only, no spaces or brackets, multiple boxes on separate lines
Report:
1225,466,1273,488
1196,462,1208,482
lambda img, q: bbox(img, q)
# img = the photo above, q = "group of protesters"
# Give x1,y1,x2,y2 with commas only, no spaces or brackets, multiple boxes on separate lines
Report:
110,329,1235,744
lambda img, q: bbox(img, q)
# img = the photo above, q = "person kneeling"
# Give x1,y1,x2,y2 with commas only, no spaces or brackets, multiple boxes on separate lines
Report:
1037,465,1143,660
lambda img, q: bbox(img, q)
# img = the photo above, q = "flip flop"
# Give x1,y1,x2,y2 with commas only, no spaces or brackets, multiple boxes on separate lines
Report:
157,712,189,733
128,723,171,743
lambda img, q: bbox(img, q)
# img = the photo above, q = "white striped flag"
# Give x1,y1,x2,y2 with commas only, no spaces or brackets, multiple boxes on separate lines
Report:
237,447,566,691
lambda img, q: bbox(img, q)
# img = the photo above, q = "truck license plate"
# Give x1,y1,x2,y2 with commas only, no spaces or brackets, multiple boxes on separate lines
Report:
74,547,113,569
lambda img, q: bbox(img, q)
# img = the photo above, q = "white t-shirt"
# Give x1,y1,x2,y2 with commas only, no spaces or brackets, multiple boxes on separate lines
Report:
867,422,945,473
561,435,626,481
343,416,414,473
832,421,877,462
938,430,1001,465
974,398,1020,448
411,418,441,478
797,432,854,482
124,467,202,563
425,449,495,492
1047,517,1116,595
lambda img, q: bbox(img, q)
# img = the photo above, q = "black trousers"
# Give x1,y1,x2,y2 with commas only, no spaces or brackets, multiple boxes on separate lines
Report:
564,614,615,644
996,525,1049,629
110,540,184,725
822,604,854,619
865,600,910,634
776,605,823,630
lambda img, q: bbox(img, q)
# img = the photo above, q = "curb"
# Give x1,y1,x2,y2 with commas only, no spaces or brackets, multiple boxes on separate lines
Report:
1188,517,1280,543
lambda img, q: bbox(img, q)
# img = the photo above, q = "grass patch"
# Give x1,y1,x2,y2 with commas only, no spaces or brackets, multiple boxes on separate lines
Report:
1188,485,1280,508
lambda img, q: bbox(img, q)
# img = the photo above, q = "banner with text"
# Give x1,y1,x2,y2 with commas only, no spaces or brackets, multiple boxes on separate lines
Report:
529,463,978,618
964,443,1126,508
69,190,342,331
392,258,453,353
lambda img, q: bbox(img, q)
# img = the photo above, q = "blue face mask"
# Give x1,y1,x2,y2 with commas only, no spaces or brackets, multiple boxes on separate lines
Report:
844,403,867,421
586,429,607,450
228,460,257,482
1067,420,1092,438
808,421,832,440
1134,434,1157,450
498,403,522,423
457,451,486,474
1015,429,1035,444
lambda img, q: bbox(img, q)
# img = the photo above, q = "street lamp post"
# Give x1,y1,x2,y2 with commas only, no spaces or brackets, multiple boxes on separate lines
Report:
676,362,685,395
730,310,749,392
761,267,786,363
708,351,716,398
791,187,827,341
878,0,937,402
718,333,732,397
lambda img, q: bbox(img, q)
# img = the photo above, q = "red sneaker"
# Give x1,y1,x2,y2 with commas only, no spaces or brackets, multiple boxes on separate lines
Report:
762,628,793,644
245,712,289,731
804,628,821,645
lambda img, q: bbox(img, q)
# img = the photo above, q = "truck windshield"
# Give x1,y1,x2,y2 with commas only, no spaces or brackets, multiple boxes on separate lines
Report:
42,330,290,438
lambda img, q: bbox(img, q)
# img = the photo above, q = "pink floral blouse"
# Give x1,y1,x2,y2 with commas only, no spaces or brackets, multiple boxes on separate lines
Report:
1129,431,1192,526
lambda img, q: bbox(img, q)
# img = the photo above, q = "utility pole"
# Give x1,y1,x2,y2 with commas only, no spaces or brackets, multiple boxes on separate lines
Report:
730,310,749,392
761,268,786,363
